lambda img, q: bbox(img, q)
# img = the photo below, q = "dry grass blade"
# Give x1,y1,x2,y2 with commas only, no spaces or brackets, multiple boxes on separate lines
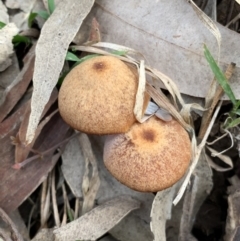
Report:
134,60,146,122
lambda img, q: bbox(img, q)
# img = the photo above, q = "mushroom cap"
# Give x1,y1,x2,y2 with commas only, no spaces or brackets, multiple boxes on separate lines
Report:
103,116,191,192
58,55,149,134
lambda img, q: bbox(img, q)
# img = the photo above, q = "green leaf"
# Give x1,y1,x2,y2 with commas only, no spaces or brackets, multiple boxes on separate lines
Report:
37,10,50,20
204,44,237,106
65,51,82,62
227,117,240,128
28,12,38,28
65,52,99,64
0,21,6,29
12,35,31,46
48,0,55,14
111,50,128,56
67,208,74,222
72,54,100,68
231,108,240,116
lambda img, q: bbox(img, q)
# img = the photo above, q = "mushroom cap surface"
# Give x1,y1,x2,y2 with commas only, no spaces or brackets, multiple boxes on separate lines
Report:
103,116,191,192
58,55,149,134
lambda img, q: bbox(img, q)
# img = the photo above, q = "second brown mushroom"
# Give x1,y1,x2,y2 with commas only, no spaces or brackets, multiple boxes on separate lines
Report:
103,116,191,192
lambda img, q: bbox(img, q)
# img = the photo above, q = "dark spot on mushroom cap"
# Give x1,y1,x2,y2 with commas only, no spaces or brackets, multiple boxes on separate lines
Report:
141,129,155,142
93,61,105,71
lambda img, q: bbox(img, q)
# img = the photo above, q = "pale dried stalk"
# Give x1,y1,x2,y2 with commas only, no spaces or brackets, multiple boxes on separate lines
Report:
40,179,48,227
27,202,36,234
41,175,51,228
51,168,60,227
61,183,68,226
74,198,80,220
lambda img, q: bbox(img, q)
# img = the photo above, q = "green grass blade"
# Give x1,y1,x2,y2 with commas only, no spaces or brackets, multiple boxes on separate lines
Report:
28,12,38,28
204,44,237,106
37,10,50,20
111,50,128,56
12,35,31,46
48,0,55,14
0,21,6,29
65,51,82,62
227,117,240,128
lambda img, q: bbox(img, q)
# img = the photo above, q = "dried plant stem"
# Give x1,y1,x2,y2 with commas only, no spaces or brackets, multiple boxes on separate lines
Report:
174,100,222,205
61,183,68,226
27,202,36,234
41,175,51,228
198,63,236,139
12,133,79,169
74,198,80,220
51,168,60,227
40,179,47,227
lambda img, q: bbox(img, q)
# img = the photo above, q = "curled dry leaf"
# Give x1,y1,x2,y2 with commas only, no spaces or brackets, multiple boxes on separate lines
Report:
53,196,140,241
206,146,233,172
26,0,95,144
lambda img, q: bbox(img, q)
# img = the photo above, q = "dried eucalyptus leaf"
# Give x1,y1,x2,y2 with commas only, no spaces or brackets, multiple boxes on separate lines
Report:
150,183,179,241
89,135,154,238
179,153,213,241
61,135,85,198
53,196,140,241
26,0,94,144
110,214,153,241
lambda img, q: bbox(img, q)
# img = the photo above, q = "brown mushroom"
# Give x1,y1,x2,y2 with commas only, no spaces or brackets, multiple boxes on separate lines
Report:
58,55,149,134
103,116,191,192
